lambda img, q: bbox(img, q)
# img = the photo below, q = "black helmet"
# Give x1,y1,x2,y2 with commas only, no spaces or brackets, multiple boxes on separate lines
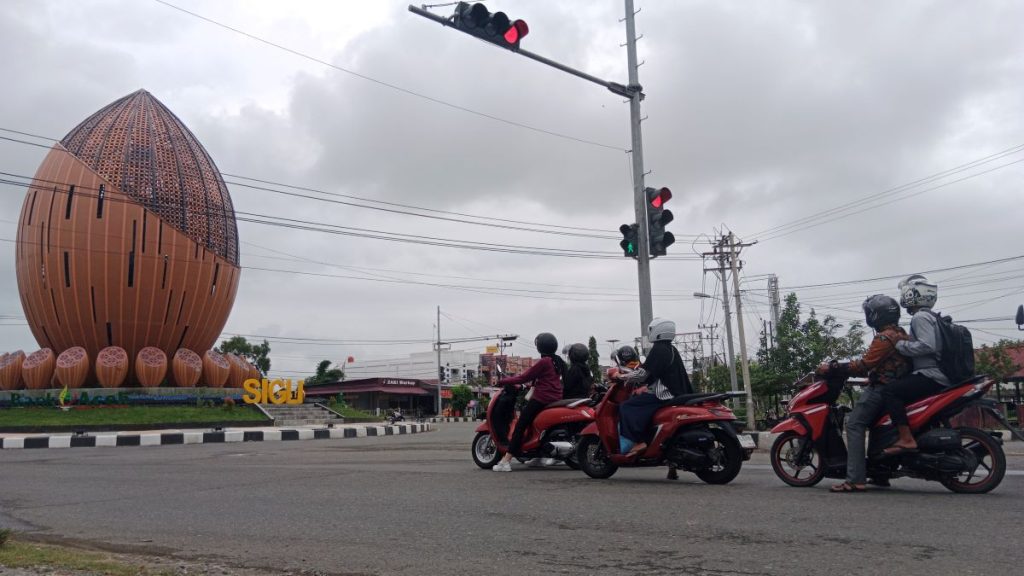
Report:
567,343,589,363
614,345,639,366
863,294,901,330
534,332,558,355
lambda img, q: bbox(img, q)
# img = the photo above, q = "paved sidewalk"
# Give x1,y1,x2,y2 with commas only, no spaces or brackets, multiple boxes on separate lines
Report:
0,422,433,450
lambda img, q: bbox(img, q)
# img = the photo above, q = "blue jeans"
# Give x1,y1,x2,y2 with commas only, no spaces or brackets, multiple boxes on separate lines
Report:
846,386,885,484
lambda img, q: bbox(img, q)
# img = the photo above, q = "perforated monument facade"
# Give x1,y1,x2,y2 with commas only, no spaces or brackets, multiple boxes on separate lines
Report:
11,90,242,387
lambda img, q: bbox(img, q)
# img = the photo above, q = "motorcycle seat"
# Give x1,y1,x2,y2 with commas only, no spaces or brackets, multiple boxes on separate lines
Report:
545,398,591,408
664,392,723,406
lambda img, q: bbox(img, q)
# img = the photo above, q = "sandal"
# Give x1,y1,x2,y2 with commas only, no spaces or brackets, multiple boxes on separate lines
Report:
830,482,867,493
882,445,918,456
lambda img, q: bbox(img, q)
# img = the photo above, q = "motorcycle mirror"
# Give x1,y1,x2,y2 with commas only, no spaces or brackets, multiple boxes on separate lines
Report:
1016,304,1024,330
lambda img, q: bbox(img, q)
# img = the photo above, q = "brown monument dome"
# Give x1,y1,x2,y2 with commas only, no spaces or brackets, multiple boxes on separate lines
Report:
14,90,241,385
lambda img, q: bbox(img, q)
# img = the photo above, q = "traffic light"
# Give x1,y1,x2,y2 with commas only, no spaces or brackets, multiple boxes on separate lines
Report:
645,187,675,257
619,223,639,259
451,2,529,50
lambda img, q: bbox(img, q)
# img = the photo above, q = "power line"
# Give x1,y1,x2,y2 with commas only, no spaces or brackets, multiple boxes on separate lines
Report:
150,0,626,152
750,143,1024,240
0,170,703,261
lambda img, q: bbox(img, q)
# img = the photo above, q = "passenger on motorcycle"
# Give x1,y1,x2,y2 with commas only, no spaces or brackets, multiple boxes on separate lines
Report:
882,274,951,455
491,332,567,472
619,318,694,458
562,343,595,399
824,294,910,493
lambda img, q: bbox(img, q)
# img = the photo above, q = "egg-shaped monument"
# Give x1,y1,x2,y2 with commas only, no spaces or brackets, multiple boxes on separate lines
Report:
14,90,240,385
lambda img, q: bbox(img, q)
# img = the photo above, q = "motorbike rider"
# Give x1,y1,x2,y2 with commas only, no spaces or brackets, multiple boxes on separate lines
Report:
881,274,951,455
562,343,594,399
492,332,567,472
822,294,910,493
619,318,693,458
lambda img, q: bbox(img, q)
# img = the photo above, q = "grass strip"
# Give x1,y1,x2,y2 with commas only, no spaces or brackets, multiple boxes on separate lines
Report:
0,405,267,427
0,538,173,576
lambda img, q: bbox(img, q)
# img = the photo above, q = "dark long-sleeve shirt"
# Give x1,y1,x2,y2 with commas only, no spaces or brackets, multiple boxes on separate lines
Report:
499,356,563,404
562,363,593,399
630,341,692,400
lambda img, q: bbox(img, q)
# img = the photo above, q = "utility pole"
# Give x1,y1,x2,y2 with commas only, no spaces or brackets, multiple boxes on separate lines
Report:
706,240,739,395
699,323,717,373
435,305,442,414
768,274,781,342
727,232,757,430
623,0,654,349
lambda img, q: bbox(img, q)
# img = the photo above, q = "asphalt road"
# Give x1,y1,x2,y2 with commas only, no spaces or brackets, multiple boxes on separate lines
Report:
1,423,1022,576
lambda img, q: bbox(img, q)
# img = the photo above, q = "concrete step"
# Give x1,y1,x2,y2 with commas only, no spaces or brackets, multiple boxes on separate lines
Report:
275,419,338,426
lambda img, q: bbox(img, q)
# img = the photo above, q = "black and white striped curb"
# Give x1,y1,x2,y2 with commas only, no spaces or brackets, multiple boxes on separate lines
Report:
426,417,477,423
0,423,432,450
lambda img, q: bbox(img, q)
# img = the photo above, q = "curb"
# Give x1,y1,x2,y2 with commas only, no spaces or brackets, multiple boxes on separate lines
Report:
426,417,477,423
0,423,433,450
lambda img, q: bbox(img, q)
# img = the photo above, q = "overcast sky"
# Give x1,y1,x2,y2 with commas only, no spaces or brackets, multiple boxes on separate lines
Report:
2,0,1022,380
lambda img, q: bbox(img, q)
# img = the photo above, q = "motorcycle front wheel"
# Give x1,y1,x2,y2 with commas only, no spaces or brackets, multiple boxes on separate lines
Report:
940,427,1006,494
472,432,501,469
695,428,743,485
770,431,825,487
577,435,617,479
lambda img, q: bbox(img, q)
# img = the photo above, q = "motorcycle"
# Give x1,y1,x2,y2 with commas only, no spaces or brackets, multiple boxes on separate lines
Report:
470,379,604,470
575,371,754,483
387,410,405,425
769,363,1021,493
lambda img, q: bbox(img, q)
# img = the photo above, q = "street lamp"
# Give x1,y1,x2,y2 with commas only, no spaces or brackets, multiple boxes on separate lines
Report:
693,292,716,300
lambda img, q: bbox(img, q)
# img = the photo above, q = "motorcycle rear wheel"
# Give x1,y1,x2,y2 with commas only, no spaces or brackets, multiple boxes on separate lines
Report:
472,432,501,470
577,435,617,479
695,428,743,485
940,427,1006,494
770,431,825,487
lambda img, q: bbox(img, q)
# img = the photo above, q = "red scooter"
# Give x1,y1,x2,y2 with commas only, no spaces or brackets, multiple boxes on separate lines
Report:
471,382,602,470
769,362,1020,493
575,373,754,483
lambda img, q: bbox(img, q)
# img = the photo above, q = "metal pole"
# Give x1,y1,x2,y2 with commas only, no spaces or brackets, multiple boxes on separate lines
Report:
728,233,756,430
436,305,442,415
624,0,653,349
719,268,739,393
718,250,739,394
408,5,634,98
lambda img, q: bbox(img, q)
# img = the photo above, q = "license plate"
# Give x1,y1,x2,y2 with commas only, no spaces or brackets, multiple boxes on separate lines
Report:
737,434,756,449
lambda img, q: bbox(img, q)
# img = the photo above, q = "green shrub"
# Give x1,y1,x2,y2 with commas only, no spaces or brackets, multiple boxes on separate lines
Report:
0,528,11,548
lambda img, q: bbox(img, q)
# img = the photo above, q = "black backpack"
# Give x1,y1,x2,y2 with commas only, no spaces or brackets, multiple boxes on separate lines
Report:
931,311,975,384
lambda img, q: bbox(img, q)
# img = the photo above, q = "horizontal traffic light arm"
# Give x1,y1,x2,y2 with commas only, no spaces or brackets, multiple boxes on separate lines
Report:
408,4,639,99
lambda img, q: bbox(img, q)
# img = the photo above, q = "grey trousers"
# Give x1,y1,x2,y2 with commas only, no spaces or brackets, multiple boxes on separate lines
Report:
845,386,885,484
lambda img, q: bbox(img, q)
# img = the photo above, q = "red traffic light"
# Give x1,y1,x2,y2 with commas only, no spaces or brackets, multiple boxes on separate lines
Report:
649,187,672,209
504,20,529,44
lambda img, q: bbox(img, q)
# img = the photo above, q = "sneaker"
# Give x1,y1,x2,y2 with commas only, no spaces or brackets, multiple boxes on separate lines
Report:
541,458,558,467
525,458,545,468
492,461,512,472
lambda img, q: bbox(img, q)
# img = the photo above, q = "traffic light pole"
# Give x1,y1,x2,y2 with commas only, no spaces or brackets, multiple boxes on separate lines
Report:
623,0,653,348
409,2,655,346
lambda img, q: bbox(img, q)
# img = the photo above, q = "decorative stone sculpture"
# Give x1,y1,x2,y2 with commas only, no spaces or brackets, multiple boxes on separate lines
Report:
135,347,168,387
202,350,230,388
22,348,55,390
226,353,247,389
55,346,90,389
96,346,129,388
0,350,26,390
172,348,202,388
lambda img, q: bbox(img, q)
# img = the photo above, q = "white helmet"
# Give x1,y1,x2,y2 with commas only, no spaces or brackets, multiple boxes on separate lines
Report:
647,317,676,342
898,274,937,310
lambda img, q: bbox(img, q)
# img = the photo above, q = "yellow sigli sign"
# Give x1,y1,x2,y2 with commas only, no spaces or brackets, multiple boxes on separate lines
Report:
242,378,306,405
